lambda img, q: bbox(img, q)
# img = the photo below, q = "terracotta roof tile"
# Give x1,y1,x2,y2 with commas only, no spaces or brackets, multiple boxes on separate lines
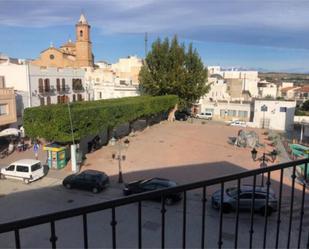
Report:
281,86,298,92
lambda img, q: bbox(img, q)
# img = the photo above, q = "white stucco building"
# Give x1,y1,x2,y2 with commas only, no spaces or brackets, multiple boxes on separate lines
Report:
280,86,301,100
200,84,296,131
0,61,87,111
258,80,278,99
0,59,29,91
199,98,251,122
226,70,259,98
85,57,141,101
281,82,294,88
85,66,139,100
29,66,87,106
0,54,143,115
253,100,296,131
208,66,221,75
204,75,230,101
206,66,259,101
111,56,142,85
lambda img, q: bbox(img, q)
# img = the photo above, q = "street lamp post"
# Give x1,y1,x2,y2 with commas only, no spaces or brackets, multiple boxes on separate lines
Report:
251,148,277,186
111,138,130,183
67,101,78,173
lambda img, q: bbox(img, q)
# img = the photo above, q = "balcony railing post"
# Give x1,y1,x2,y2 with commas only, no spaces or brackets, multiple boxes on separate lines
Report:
287,165,296,249
249,175,257,249
138,201,142,249
49,221,57,249
161,196,166,249
14,229,21,249
263,171,271,248
218,182,224,249
298,163,308,249
234,178,241,249
182,191,187,249
275,168,284,248
111,208,117,249
83,214,88,249
201,186,207,249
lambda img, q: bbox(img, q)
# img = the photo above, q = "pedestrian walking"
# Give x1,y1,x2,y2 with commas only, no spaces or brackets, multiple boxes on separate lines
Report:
33,142,39,160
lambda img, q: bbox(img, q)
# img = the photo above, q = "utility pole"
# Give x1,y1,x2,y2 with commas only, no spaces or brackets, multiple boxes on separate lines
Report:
67,102,78,173
144,32,148,58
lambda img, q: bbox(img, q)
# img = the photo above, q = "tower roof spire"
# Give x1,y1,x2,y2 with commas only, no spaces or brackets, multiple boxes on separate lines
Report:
78,13,88,24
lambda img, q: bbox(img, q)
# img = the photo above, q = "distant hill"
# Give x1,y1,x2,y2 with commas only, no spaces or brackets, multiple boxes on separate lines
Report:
259,72,309,85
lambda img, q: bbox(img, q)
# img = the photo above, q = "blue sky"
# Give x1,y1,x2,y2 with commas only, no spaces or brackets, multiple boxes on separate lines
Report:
0,0,309,72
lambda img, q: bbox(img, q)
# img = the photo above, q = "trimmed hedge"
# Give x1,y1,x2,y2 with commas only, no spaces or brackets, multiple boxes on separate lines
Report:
23,95,178,143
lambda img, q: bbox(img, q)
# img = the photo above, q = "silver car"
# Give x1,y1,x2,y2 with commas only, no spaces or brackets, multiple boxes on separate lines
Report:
211,185,278,216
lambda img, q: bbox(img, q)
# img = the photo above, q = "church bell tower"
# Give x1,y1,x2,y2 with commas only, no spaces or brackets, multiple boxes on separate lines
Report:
75,14,93,67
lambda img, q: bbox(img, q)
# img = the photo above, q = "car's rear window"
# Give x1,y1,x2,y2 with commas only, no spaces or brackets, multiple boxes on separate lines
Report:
167,181,177,187
31,163,42,172
96,174,105,181
89,174,106,182
226,187,239,197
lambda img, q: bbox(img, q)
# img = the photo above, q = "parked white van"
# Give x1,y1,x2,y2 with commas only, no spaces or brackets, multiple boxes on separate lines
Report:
0,159,45,184
196,112,213,120
228,120,247,127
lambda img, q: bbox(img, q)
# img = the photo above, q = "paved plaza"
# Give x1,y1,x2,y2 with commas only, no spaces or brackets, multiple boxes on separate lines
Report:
0,120,308,248
84,120,299,192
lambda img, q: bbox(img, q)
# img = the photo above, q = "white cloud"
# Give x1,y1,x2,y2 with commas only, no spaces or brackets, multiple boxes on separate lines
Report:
1,0,309,48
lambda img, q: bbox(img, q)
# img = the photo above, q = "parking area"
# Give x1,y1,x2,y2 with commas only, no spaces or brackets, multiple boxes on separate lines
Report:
0,120,308,247
0,120,305,213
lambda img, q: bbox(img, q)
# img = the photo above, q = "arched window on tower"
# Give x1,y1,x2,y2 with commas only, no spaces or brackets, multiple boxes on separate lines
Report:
80,30,83,37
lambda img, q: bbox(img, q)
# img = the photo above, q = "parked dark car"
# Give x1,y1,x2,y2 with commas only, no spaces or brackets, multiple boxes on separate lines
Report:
175,111,188,121
63,170,109,193
123,177,182,205
211,185,277,216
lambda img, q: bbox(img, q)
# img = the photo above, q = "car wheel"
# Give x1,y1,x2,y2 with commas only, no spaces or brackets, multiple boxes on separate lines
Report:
23,178,30,184
92,187,99,194
165,198,174,205
260,206,273,216
222,203,232,213
0,174,5,179
65,183,72,189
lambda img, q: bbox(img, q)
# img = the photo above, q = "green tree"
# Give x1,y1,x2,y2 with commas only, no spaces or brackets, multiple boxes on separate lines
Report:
301,100,309,111
139,36,209,108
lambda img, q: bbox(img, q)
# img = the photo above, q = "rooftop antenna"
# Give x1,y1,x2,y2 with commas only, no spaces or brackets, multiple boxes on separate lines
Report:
144,32,148,58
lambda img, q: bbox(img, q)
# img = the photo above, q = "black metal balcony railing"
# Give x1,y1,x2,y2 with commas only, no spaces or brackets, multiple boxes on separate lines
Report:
72,87,85,93
0,159,308,248
56,87,70,94
38,88,56,96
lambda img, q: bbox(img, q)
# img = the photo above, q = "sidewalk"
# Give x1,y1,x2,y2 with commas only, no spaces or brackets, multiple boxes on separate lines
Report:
0,146,47,166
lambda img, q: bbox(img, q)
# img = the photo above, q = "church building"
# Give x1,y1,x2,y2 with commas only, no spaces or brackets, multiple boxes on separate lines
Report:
32,14,94,68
